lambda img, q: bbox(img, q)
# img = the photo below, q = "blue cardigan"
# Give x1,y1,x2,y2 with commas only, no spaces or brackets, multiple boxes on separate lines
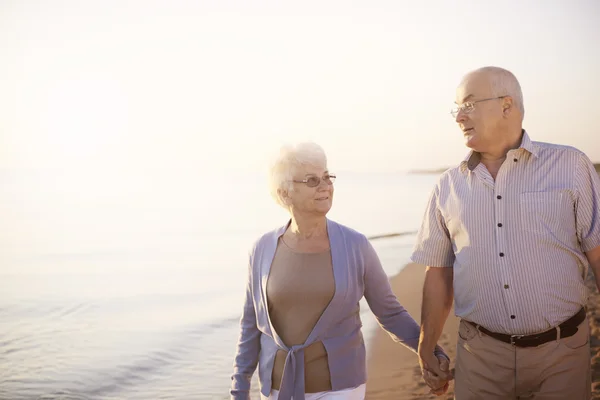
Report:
230,219,436,400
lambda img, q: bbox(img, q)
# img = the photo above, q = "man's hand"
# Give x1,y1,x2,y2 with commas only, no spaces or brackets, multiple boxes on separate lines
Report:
418,352,453,396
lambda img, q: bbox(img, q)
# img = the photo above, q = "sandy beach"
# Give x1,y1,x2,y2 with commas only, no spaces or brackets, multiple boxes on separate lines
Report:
365,263,459,400
365,262,600,399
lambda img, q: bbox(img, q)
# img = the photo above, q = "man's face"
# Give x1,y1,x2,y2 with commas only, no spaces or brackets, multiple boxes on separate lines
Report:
454,73,505,153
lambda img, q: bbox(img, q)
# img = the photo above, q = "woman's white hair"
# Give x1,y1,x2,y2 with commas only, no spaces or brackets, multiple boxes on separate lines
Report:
268,142,327,208
475,66,525,119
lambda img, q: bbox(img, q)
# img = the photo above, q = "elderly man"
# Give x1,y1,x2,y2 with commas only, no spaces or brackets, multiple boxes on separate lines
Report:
412,66,600,399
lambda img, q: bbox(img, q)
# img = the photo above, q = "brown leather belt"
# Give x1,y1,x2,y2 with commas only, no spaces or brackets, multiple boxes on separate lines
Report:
465,307,586,347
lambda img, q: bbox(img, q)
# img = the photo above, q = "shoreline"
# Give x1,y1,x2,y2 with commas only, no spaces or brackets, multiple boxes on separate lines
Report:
365,262,600,399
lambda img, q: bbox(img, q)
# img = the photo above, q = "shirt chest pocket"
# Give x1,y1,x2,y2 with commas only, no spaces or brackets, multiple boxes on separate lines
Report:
520,191,576,237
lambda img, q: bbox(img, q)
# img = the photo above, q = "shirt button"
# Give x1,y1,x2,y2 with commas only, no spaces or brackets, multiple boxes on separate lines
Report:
499,252,505,257
510,315,516,319
497,223,503,227
504,284,509,289
513,158,518,162
497,195,502,199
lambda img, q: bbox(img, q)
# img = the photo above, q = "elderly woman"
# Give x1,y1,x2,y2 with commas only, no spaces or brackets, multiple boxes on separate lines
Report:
230,143,448,400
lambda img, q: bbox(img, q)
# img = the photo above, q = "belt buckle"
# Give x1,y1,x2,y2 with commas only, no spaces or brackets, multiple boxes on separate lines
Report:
510,334,524,346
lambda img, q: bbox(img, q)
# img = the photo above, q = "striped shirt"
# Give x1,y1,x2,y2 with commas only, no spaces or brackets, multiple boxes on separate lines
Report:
411,131,600,335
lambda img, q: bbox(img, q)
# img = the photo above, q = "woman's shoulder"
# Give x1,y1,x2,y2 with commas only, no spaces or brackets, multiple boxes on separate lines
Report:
248,223,288,255
247,219,371,254
327,219,369,245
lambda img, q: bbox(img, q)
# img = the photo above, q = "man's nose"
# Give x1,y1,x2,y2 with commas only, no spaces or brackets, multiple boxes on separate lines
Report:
455,110,468,124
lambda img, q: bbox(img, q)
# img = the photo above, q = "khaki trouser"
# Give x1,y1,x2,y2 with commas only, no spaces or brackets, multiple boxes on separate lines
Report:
454,317,591,400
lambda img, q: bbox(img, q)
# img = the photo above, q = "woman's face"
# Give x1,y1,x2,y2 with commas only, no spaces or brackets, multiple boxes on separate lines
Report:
286,163,335,217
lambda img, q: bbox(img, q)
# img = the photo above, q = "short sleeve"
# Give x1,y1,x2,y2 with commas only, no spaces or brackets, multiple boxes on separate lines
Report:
574,153,600,252
410,184,455,267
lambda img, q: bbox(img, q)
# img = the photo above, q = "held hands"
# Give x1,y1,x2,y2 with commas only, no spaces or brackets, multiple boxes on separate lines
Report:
418,352,453,396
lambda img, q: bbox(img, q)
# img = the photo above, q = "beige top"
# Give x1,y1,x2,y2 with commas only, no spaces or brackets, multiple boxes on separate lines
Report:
266,238,335,393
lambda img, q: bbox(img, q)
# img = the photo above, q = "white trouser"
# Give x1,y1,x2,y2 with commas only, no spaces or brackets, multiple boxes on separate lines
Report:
261,384,366,400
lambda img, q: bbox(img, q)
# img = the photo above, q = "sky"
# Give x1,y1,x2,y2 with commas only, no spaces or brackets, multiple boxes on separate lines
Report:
1,0,599,174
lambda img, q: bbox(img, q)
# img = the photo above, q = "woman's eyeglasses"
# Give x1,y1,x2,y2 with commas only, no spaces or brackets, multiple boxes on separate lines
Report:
292,174,336,187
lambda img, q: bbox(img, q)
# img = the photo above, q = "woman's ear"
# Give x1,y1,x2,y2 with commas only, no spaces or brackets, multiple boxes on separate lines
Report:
278,188,292,205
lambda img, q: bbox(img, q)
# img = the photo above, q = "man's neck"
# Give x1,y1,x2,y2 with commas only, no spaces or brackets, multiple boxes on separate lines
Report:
480,152,508,166
479,129,523,179
480,128,523,164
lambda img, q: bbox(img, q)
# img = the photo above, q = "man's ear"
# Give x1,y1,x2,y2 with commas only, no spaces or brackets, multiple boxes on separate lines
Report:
502,96,514,117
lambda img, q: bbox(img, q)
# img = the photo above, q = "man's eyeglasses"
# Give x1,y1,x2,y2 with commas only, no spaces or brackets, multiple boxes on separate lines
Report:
292,174,336,188
450,96,507,118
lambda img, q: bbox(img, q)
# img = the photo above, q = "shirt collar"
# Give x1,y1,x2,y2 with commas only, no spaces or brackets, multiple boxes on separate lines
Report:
460,129,538,172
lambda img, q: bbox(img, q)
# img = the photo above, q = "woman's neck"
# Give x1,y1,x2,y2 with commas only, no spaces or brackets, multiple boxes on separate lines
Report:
287,216,328,240
283,216,329,253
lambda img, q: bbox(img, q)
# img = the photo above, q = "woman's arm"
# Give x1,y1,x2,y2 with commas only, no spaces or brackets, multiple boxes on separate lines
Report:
362,238,447,359
230,257,261,400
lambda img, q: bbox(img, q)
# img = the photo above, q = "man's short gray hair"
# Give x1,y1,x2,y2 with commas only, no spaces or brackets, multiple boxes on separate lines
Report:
469,66,525,119
268,142,328,208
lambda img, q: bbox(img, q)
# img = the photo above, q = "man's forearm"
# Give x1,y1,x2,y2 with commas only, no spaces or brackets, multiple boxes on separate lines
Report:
418,266,454,356
592,258,600,293
585,246,600,293
593,265,600,293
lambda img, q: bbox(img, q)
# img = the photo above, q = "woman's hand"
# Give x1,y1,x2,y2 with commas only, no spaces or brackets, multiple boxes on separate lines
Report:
418,352,453,396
